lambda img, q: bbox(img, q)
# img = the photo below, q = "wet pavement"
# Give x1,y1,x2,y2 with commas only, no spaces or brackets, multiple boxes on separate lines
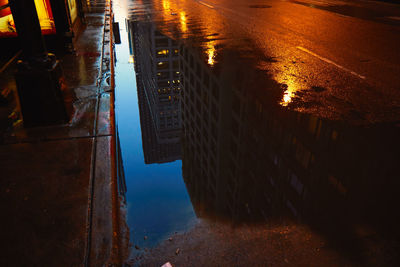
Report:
112,0,400,266
0,0,122,266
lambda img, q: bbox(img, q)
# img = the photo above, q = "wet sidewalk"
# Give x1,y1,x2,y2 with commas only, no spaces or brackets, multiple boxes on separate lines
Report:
0,1,122,266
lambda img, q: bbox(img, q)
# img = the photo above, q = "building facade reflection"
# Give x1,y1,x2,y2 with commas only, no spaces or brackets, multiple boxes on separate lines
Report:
179,38,400,237
128,20,181,164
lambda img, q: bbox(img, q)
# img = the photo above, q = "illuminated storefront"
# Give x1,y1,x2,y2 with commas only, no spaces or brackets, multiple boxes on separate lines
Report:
0,0,56,37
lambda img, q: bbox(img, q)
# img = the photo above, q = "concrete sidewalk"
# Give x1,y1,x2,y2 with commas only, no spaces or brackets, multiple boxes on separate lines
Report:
0,1,124,266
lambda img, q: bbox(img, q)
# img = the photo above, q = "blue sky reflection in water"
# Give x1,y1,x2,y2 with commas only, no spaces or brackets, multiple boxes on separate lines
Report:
113,21,197,248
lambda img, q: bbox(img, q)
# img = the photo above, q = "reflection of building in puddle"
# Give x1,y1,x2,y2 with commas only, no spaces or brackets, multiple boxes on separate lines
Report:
116,127,127,201
179,41,400,238
128,20,181,164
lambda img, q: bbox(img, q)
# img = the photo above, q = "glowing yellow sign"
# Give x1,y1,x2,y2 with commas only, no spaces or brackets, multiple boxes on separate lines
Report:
0,0,56,37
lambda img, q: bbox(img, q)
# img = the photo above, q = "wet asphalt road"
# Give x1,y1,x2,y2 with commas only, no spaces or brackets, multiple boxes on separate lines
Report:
200,0,400,89
121,0,400,123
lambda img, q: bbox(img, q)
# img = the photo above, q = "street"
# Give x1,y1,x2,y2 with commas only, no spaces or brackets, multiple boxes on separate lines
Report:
122,0,400,123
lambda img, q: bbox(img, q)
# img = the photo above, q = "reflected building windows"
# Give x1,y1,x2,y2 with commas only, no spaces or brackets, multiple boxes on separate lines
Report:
156,49,169,57
129,20,181,164
179,38,400,227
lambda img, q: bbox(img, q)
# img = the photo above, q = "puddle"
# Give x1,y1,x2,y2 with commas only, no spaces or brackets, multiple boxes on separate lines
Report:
112,0,400,264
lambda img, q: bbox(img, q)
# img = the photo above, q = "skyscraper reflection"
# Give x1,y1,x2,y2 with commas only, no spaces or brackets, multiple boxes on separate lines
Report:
179,38,400,238
128,20,181,164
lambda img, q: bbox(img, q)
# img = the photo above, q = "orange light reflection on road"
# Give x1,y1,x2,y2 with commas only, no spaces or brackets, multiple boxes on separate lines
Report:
196,0,221,66
180,11,188,33
269,58,302,107
278,75,298,106
155,0,223,66
162,0,170,10
281,90,294,106
207,42,216,66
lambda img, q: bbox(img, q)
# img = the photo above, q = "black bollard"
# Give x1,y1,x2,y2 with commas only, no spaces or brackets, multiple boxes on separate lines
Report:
9,0,68,127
